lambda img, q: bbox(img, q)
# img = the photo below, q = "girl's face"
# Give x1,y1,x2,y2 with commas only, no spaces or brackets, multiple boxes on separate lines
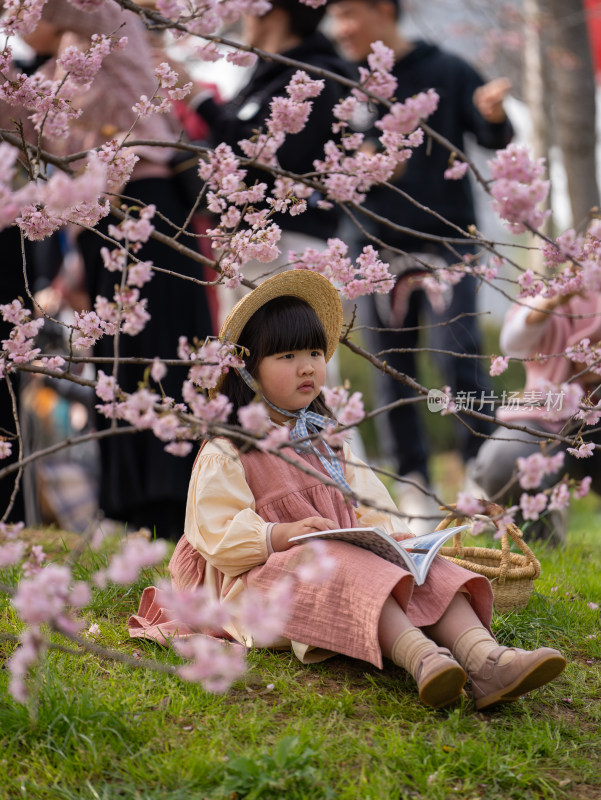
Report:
256,348,327,415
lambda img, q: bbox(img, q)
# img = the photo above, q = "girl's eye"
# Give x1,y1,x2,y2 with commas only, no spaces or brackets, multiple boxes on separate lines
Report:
311,350,324,357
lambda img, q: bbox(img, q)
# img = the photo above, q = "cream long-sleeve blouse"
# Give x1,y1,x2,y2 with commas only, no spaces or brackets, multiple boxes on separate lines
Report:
183,437,409,611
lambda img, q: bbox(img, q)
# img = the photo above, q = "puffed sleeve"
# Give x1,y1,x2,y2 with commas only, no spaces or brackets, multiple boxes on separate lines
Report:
342,442,413,536
183,438,270,577
499,304,548,358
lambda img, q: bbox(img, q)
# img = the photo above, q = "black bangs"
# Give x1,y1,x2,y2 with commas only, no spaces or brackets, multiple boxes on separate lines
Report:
241,296,328,374
222,295,332,427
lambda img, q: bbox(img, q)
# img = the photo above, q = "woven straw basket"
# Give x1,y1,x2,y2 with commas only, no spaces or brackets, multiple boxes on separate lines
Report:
437,503,541,613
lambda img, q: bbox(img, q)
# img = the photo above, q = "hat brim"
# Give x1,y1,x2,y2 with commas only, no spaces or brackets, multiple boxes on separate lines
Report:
221,269,343,358
217,270,343,390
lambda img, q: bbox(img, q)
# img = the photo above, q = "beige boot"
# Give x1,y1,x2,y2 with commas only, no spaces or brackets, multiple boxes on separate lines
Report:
391,629,466,708
469,646,566,710
415,647,467,708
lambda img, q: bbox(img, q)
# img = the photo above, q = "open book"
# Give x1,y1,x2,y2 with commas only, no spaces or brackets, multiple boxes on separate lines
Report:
289,525,469,586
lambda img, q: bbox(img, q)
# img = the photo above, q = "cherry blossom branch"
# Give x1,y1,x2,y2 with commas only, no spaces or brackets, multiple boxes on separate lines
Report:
0,630,178,676
1,376,23,524
0,425,138,481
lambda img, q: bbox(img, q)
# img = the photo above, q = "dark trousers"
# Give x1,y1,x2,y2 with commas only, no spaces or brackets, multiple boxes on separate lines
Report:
364,244,494,483
78,177,214,539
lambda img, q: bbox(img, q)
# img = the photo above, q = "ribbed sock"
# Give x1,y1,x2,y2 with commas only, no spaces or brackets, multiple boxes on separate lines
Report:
452,626,515,673
390,627,440,678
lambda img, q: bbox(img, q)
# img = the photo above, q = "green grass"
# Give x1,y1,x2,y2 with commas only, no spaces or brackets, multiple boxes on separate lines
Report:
1,498,601,800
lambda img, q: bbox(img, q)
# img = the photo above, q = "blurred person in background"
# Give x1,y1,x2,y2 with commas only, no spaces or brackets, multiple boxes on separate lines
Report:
8,0,215,539
190,0,353,322
328,0,513,531
472,289,601,545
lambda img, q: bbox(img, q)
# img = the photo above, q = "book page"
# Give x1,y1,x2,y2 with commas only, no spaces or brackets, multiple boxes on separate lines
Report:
290,525,469,585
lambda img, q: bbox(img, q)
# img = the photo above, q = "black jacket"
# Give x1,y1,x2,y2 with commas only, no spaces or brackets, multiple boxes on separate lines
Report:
197,32,352,241
359,41,513,248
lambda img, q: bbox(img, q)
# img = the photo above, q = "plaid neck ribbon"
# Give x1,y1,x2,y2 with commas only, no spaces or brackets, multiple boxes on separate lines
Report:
236,366,355,503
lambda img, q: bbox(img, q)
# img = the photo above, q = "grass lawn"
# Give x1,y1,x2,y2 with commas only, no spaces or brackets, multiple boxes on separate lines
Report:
1,486,600,800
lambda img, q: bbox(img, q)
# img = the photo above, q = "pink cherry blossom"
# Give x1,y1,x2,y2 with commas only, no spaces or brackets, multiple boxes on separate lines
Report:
293,540,337,585
40,355,66,370
226,51,258,68
489,355,509,376
235,578,293,647
286,70,324,102
194,42,223,63
1,300,44,366
575,400,601,427
455,492,486,516
516,451,564,490
181,382,232,432
238,402,272,436
151,358,167,383
488,144,551,234
268,96,312,135
377,89,439,136
127,260,154,288
72,310,115,349
0,0,46,36
337,392,365,427
57,34,117,90
0,540,25,566
444,160,469,180
152,413,182,442
257,425,291,452
573,476,592,499
0,439,13,459
290,242,393,298
165,441,193,457
567,442,595,459
98,141,139,192
0,521,25,539
96,369,117,402
12,563,73,624
176,636,247,693
367,40,395,73
117,388,160,430
94,538,167,588
519,492,548,521
548,482,570,511
7,627,45,704
109,205,156,244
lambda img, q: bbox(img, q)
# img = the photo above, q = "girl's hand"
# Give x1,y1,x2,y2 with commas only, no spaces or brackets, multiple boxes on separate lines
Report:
271,517,338,552
391,531,415,542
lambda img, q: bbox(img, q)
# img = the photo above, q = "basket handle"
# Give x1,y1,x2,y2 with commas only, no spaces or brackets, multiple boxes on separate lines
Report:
435,502,541,583
434,509,467,557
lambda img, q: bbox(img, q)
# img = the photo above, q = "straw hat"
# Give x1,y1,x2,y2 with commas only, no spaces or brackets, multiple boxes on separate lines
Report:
220,269,343,362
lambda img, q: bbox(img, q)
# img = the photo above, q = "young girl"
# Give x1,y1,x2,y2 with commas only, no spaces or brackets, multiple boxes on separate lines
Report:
133,269,566,710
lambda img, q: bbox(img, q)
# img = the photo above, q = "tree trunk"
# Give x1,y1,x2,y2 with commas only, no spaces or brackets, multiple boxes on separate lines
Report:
544,0,599,229
523,0,553,266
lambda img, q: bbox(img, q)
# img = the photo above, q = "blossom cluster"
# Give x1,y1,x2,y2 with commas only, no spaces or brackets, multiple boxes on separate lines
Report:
0,143,110,240
3,529,335,701
0,298,45,374
290,240,394,299
322,384,366,444
487,143,551,234
0,30,125,141
132,62,192,117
